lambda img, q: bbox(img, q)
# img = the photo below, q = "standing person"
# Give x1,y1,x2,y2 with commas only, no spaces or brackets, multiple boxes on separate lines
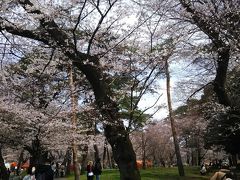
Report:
51,162,56,177
55,163,59,177
86,161,94,180
60,164,65,177
93,158,102,180
200,163,207,175
35,159,54,180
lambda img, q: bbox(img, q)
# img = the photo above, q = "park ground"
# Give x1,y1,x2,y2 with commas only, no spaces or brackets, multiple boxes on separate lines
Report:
64,167,213,180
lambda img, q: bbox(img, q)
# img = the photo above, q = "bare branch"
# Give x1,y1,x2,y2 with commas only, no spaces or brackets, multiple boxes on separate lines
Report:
87,0,118,54
187,82,212,101
73,0,88,52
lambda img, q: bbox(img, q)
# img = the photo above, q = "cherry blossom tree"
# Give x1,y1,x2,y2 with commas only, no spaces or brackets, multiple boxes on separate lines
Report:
178,0,240,107
0,0,142,179
0,48,89,177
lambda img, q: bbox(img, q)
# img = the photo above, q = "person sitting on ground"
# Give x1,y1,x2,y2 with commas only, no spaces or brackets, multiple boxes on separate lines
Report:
210,165,235,180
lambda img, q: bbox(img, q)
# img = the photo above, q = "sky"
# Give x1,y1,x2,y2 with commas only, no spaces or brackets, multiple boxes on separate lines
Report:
138,61,189,120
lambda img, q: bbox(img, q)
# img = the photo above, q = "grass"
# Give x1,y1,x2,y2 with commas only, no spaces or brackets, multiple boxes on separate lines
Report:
66,166,213,180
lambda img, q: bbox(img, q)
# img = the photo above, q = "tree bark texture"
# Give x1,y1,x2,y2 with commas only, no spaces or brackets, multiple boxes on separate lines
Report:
165,59,185,176
25,138,48,167
213,47,230,106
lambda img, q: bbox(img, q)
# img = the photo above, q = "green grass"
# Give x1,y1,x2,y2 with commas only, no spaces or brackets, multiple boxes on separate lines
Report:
66,167,213,180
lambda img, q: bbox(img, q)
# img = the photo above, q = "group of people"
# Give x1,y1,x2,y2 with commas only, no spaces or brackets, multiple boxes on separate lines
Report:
51,162,65,178
86,158,102,180
200,162,237,180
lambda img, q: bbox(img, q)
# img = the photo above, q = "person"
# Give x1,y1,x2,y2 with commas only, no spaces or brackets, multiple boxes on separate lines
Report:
87,161,94,180
35,159,54,180
60,164,65,177
51,162,56,177
93,158,102,180
200,163,207,175
55,162,59,177
210,167,235,180
23,167,35,180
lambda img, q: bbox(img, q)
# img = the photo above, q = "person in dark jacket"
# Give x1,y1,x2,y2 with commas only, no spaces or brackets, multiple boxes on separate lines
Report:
93,158,102,180
86,161,94,180
35,159,54,180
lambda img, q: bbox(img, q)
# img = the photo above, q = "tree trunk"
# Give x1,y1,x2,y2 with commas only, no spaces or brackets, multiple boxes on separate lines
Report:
191,148,194,166
213,47,231,106
142,132,146,170
165,59,185,176
105,124,140,179
16,150,24,176
69,65,80,180
76,62,140,179
0,147,9,180
66,150,72,176
62,148,72,175
232,154,237,166
159,157,166,167
106,144,112,168
80,145,88,175
103,139,107,169
26,137,48,167
94,144,100,161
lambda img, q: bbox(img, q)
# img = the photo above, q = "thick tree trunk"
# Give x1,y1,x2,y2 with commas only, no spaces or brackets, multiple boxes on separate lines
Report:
25,138,48,167
213,47,231,106
105,124,140,179
165,59,185,176
0,147,9,180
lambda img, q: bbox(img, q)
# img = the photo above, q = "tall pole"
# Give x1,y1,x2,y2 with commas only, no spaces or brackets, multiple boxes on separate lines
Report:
69,64,81,180
165,58,185,176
